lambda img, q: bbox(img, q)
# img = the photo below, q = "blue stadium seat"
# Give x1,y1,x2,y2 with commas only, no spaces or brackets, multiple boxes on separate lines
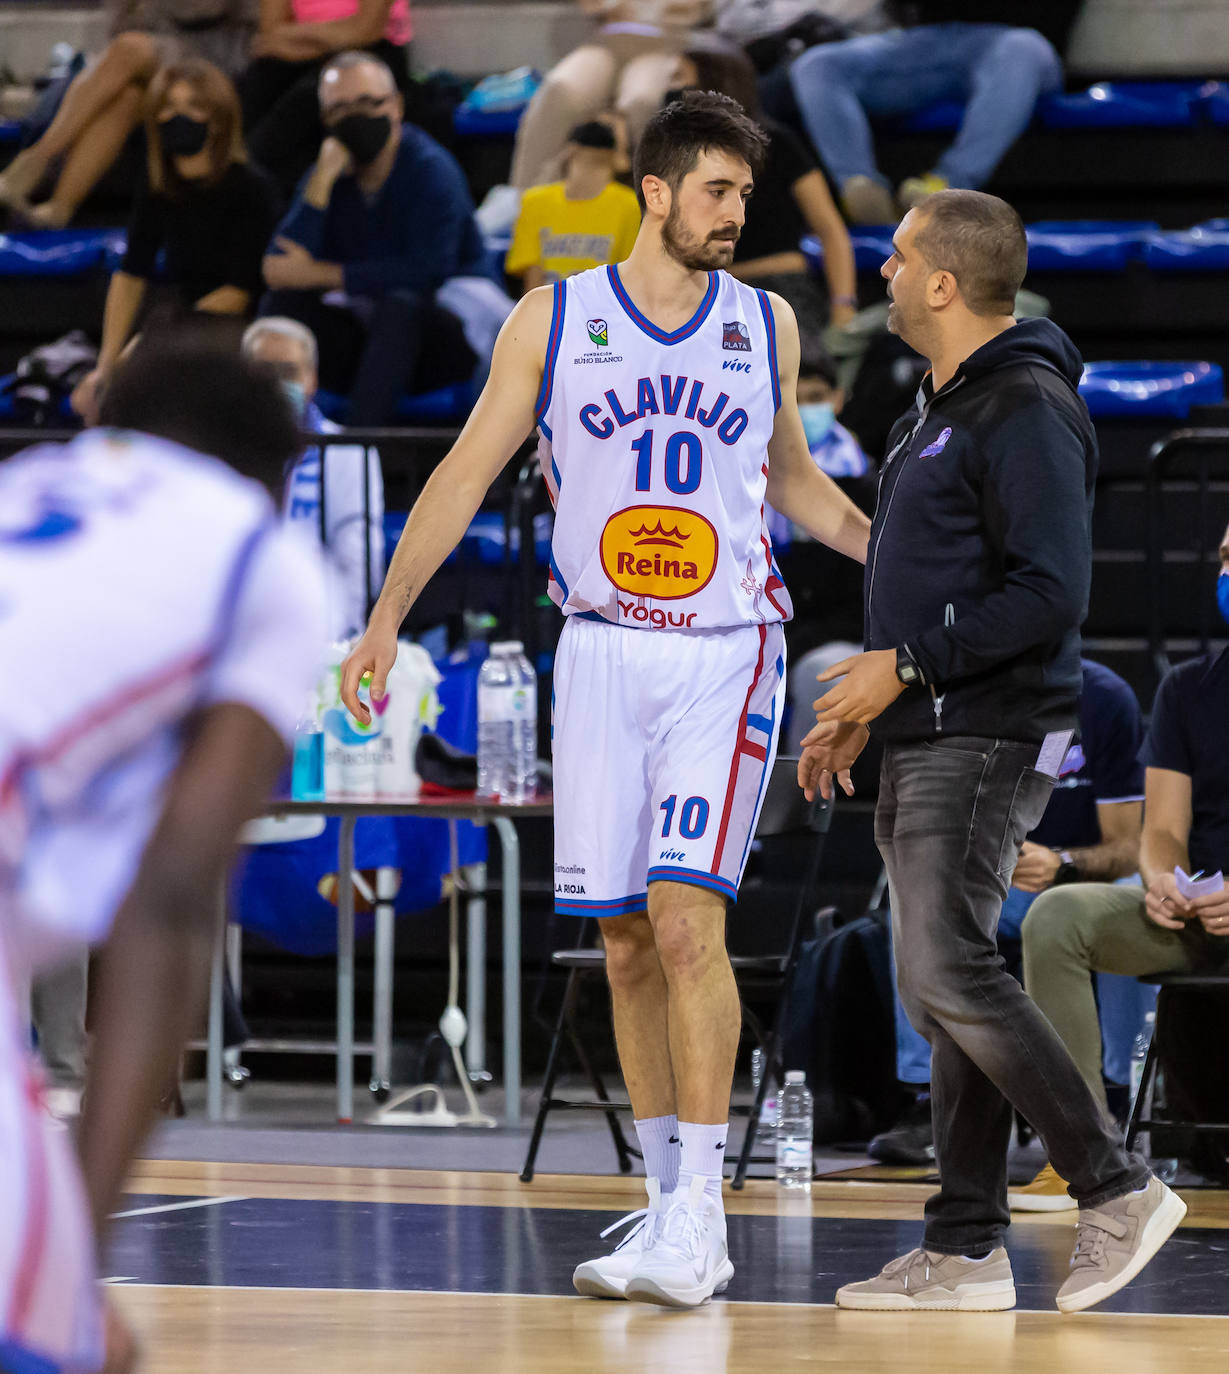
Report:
453,106,524,137
1078,361,1224,419
1025,221,1156,272
0,229,126,276
896,99,966,134
1141,221,1229,271
315,379,478,424
384,508,552,568
1038,82,1202,130
0,120,22,145
801,229,895,274
1200,79,1229,125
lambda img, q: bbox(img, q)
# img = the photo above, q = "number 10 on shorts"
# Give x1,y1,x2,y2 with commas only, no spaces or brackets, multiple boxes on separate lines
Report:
660,794,710,839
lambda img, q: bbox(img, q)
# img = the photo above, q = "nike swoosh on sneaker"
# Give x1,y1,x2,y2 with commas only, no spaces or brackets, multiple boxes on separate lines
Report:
715,1142,726,1150
668,1136,679,1144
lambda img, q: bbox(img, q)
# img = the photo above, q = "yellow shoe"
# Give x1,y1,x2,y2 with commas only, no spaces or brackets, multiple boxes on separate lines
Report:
1008,1162,1077,1212
897,172,949,212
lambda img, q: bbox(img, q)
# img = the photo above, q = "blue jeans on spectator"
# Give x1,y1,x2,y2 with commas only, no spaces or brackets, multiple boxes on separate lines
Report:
877,737,1147,1255
789,24,1063,191
893,883,1159,1090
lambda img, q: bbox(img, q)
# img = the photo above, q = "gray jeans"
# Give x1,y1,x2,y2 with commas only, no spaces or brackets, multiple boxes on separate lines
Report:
877,737,1149,1255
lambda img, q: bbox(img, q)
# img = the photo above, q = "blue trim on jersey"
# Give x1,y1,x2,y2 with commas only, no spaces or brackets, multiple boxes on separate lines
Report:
755,289,781,411
0,1339,63,1374
607,264,718,346
738,688,778,875
746,712,774,735
534,280,567,422
574,610,612,624
550,455,562,492
556,892,649,917
548,548,570,601
538,416,553,442
647,866,738,901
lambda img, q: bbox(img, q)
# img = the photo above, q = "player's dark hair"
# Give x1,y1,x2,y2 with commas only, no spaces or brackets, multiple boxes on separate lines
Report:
99,328,301,494
912,189,1028,316
634,89,768,211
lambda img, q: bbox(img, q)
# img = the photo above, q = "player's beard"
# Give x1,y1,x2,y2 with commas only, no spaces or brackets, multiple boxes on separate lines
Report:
662,201,738,271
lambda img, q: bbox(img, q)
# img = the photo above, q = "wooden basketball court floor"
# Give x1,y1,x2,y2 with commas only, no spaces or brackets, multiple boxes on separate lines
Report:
108,1160,1229,1373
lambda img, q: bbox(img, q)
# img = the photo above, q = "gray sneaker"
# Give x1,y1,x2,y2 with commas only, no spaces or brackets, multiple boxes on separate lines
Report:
1056,1174,1186,1313
836,1247,1015,1311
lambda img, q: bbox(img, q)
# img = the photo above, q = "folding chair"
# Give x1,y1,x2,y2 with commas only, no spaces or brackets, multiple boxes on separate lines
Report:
519,757,834,1185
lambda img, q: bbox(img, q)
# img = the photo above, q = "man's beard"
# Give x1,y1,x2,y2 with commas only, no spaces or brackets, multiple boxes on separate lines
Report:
662,202,737,271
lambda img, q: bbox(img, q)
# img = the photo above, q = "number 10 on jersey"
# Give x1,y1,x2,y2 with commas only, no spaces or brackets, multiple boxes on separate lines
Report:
632,430,703,496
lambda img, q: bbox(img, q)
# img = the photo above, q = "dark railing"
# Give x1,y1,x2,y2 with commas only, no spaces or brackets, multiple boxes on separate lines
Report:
1145,428,1229,682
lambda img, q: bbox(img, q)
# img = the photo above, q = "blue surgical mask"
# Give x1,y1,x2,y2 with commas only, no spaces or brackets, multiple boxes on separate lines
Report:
1218,570,1229,627
281,379,307,420
799,401,836,450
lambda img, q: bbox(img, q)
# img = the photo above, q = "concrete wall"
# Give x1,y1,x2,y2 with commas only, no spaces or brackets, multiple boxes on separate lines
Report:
2,0,1227,82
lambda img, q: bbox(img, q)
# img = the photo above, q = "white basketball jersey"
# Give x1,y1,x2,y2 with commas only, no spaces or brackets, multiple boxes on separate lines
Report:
537,265,793,631
0,431,326,980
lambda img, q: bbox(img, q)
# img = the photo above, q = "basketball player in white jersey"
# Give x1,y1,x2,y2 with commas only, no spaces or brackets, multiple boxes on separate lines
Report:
341,91,871,1307
0,339,327,1372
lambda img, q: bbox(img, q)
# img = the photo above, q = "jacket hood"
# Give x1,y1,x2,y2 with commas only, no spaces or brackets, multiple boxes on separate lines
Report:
952,317,1084,393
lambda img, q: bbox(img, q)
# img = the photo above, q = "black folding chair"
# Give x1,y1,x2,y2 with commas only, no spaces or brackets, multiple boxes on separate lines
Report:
519,757,834,1186
1126,971,1229,1154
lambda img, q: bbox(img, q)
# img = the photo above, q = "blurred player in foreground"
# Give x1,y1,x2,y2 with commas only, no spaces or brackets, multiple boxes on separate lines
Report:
0,338,327,1372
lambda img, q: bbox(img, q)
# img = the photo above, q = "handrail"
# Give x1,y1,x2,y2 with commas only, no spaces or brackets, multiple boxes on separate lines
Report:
1145,427,1229,681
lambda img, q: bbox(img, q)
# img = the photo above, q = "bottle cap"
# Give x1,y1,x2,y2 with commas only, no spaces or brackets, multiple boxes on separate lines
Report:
785,1070,806,1084
489,642,519,655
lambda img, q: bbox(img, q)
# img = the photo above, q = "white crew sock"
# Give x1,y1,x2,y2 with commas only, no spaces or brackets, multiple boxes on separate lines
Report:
634,1114,680,1194
678,1120,728,1204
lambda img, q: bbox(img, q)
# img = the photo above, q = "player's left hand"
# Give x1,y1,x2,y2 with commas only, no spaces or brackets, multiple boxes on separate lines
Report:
813,649,905,726
1011,840,1063,893
797,720,869,801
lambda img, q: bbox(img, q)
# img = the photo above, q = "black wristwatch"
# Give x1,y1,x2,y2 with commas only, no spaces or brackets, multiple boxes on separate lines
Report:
895,646,923,687
1053,850,1082,886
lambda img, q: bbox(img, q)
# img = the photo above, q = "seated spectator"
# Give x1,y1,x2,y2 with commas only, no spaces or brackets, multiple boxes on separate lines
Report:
504,121,642,292
672,39,858,332
242,316,385,636
71,59,280,424
1020,547,1229,1203
478,0,715,234
242,0,413,198
261,51,511,424
869,658,1146,1186
0,0,253,228
788,2,1080,222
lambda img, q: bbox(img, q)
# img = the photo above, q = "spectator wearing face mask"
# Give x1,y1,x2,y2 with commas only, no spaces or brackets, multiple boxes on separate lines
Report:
1018,533,1229,1203
70,58,279,425
242,316,384,636
261,50,513,424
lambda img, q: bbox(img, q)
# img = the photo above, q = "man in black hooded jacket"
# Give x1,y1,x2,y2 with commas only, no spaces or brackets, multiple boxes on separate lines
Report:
797,189,1185,1315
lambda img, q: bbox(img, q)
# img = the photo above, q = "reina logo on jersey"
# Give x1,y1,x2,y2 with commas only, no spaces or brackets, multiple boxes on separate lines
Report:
722,320,752,352
600,504,719,603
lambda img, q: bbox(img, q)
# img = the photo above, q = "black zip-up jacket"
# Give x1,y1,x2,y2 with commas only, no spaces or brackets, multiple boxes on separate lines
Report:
866,317,1097,745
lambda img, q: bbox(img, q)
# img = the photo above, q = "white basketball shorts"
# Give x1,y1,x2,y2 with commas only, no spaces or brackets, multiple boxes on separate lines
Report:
551,616,786,915
0,969,102,1374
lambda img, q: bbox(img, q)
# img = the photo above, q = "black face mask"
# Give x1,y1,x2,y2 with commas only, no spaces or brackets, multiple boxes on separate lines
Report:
159,114,210,158
330,113,392,165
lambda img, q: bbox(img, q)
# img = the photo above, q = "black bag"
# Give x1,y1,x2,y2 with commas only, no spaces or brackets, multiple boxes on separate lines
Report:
782,910,905,1145
7,331,97,426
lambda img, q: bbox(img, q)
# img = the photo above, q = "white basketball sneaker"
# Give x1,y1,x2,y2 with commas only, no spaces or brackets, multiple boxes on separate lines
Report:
624,1176,734,1308
573,1178,667,1299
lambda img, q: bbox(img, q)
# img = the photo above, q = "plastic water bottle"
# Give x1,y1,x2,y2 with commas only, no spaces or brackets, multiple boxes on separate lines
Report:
508,644,538,803
1129,1011,1177,1182
775,1070,813,1189
751,1046,777,1142
477,643,517,799
291,699,324,801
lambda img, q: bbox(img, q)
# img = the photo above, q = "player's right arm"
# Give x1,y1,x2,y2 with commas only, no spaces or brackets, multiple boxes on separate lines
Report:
341,287,554,720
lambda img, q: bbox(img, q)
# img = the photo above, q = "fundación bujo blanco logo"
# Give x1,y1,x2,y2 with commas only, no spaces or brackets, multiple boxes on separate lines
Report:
586,318,609,347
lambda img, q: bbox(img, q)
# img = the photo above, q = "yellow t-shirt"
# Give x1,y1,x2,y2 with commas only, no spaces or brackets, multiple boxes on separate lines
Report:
505,180,642,280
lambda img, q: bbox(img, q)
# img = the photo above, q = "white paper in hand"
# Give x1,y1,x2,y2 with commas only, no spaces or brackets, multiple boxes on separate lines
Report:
1174,867,1225,900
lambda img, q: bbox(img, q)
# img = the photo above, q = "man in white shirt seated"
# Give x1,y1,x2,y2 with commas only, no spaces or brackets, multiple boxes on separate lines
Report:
243,316,385,636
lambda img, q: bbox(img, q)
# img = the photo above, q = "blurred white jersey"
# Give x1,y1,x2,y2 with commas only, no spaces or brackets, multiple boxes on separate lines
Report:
536,265,792,631
0,429,326,1372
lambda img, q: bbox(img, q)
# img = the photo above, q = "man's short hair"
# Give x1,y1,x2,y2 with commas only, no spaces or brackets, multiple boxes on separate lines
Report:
633,89,768,211
912,190,1028,316
99,328,301,494
318,49,397,99
242,317,319,372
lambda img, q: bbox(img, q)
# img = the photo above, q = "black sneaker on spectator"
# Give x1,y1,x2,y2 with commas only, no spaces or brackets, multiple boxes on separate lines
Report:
867,1093,934,1165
